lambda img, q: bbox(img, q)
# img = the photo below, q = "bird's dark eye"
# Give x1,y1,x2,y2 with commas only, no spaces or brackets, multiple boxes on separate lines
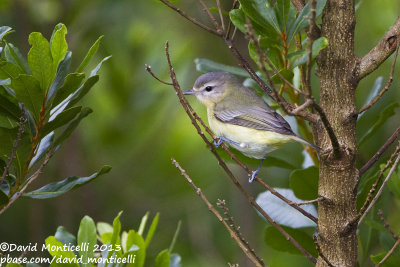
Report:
205,86,213,92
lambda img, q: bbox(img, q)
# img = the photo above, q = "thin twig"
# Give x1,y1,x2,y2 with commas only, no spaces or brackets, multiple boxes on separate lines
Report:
225,0,238,39
0,105,26,186
146,48,318,224
293,197,323,206
378,209,397,240
145,64,173,85
358,144,400,227
292,99,314,114
159,0,221,36
215,0,225,32
197,0,222,34
359,126,400,176
217,199,265,266
377,238,400,267
0,146,53,215
163,42,316,263
358,36,400,114
305,0,317,97
172,158,265,267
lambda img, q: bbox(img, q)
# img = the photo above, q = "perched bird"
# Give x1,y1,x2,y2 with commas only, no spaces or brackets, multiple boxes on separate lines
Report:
183,72,320,182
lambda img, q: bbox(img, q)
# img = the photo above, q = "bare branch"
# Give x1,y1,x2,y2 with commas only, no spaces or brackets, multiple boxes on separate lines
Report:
217,199,265,266
215,0,225,32
358,37,400,114
291,0,305,11
377,238,400,267
162,43,316,263
159,0,221,36
358,17,400,80
377,210,397,240
359,126,400,176
0,105,26,186
0,145,53,215
171,158,265,267
293,197,323,206
358,143,400,227
197,0,222,33
145,64,173,85
225,0,238,40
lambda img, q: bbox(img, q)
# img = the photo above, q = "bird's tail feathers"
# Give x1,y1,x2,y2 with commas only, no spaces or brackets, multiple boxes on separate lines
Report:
291,136,321,151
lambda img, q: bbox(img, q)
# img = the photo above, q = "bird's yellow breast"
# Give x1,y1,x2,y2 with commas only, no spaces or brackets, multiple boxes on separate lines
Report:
207,108,293,159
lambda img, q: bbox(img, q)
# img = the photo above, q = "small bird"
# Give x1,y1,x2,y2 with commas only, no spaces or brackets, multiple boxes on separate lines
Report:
183,72,320,182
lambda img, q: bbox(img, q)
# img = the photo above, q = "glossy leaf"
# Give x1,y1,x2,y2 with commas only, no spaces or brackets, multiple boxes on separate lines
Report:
10,75,44,122
138,212,149,236
126,230,146,267
47,51,72,104
41,106,82,138
0,26,13,40
50,24,68,72
0,58,24,79
359,76,383,118
55,226,76,246
97,222,113,236
155,249,170,267
110,211,123,251
55,107,93,146
359,102,399,146
76,35,104,73
29,132,54,168
45,236,78,267
52,73,85,109
194,58,249,77
275,0,290,31
289,37,328,68
0,92,20,121
256,188,317,228
28,32,54,92
386,165,400,199
271,69,294,84
290,166,319,200
23,165,112,199
229,9,276,37
77,216,97,267
264,226,317,256
4,43,31,74
66,76,100,109
238,0,280,33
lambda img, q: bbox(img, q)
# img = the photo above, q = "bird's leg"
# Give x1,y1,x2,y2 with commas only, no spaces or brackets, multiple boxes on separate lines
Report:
249,157,266,183
213,136,242,148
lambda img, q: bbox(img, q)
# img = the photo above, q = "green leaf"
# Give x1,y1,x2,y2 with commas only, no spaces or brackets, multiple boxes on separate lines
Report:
28,32,54,92
290,166,319,200
275,0,290,31
4,43,31,74
0,188,9,205
0,127,31,177
29,132,54,168
50,24,68,73
194,58,249,77
41,106,82,138
55,226,76,246
66,76,100,109
10,74,44,122
0,26,13,40
45,236,78,267
359,102,399,146
0,93,20,121
145,213,159,248
169,221,181,254
138,212,149,236
264,226,317,257
110,211,123,249
0,58,24,79
23,165,112,199
76,35,104,73
126,230,146,267
239,0,280,33
387,165,400,199
46,51,72,104
229,9,275,37
155,249,170,267
271,69,294,84
371,252,398,267
290,37,328,68
371,232,400,266
54,107,92,146
77,216,97,267
97,222,114,236
52,73,85,109
286,0,327,44
6,264,23,267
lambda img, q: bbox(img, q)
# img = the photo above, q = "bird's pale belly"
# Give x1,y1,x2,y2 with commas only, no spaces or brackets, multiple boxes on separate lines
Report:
209,115,293,159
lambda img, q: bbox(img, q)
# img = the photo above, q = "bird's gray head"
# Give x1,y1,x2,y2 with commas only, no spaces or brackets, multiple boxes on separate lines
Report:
183,72,240,106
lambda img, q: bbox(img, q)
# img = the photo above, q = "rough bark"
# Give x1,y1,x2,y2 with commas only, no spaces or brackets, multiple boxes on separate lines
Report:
315,1,358,266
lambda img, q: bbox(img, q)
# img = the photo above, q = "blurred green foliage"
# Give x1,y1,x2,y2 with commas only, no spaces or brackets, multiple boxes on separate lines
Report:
0,0,399,266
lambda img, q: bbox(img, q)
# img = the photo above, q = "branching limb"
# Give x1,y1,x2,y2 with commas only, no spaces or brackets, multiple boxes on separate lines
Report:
0,105,26,186
358,143,400,227
358,17,400,80
290,0,305,11
358,36,400,114
359,126,400,176
171,158,265,267
0,145,54,215
292,197,323,206
153,42,316,263
215,0,225,32
144,64,173,85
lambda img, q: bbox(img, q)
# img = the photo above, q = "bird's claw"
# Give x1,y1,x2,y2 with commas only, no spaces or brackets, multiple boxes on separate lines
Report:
248,170,258,183
214,138,223,148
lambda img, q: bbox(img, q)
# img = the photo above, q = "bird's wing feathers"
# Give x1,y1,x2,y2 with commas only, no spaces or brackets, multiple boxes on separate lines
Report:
214,106,295,136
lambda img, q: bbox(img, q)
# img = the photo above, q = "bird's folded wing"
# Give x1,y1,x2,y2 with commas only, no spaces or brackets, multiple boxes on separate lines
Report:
214,106,295,136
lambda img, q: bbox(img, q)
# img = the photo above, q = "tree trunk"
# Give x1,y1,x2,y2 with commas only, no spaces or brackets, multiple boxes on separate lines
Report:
315,1,358,266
